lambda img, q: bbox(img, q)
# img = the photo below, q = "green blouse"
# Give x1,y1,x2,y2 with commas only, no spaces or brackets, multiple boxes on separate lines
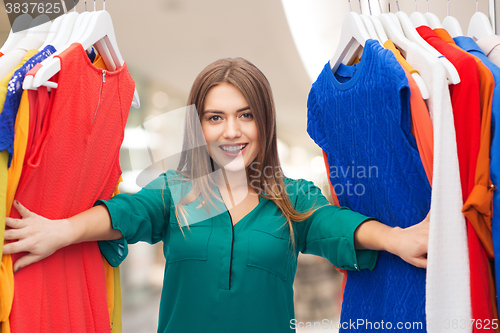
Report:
96,170,379,333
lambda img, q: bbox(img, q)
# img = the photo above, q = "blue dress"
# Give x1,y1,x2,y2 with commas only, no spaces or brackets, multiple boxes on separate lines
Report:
307,40,431,332
0,45,56,166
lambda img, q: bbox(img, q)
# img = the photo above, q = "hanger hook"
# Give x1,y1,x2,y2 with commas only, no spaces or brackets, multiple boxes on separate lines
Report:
476,0,479,12
60,0,67,14
103,0,105,11
378,0,383,13
84,0,87,11
396,0,400,11
414,0,417,12
359,0,362,14
447,0,450,16
348,0,352,12
367,0,372,15
427,0,429,12
94,0,96,11
73,0,76,12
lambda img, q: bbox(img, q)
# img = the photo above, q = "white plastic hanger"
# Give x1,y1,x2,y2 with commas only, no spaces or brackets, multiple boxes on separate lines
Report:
0,13,48,80
49,12,80,51
396,10,460,84
370,1,388,44
330,10,371,73
442,0,463,37
467,0,494,41
360,0,381,42
26,14,51,40
410,0,429,28
40,15,64,50
379,1,429,99
32,9,140,108
423,0,442,29
0,14,32,54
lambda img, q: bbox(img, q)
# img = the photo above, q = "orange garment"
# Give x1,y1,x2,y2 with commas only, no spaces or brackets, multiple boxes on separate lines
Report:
383,40,434,184
0,52,4,57
383,40,419,75
434,27,498,332
92,52,123,333
434,28,495,257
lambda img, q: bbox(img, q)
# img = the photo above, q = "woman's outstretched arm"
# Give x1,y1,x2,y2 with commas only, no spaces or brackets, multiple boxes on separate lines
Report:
3,200,122,272
354,212,430,269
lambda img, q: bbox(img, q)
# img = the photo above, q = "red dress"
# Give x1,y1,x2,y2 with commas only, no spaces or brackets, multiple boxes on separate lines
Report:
9,43,135,332
418,26,493,332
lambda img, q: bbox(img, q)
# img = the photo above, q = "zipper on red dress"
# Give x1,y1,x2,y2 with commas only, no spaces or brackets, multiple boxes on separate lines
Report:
92,70,106,125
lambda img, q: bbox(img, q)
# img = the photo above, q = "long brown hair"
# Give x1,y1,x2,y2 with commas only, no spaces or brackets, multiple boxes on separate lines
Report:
167,58,323,248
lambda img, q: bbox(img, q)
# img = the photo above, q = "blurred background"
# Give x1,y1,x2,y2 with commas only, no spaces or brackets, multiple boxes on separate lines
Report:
0,0,494,331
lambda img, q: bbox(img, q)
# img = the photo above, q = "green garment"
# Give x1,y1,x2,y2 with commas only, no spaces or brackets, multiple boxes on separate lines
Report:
97,170,379,333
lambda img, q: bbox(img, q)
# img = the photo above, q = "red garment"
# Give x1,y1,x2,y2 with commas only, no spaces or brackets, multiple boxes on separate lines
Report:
418,26,492,332
9,43,135,332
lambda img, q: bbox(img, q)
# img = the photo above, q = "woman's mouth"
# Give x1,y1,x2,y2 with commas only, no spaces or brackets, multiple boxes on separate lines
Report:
219,143,248,156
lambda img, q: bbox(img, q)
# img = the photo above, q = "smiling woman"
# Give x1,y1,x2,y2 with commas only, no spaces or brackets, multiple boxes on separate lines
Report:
2,57,430,333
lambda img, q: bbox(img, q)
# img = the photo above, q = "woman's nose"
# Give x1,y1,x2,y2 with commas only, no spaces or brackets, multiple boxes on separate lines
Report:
223,117,241,139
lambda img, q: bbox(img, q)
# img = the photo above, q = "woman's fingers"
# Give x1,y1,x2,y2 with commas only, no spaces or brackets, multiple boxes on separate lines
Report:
12,200,33,219
5,216,27,229
13,253,45,273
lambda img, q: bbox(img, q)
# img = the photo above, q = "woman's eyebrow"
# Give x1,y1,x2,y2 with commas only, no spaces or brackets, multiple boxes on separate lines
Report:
203,106,250,114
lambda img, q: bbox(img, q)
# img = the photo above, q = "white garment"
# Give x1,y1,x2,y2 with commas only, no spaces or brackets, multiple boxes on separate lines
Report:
477,34,500,68
406,42,472,333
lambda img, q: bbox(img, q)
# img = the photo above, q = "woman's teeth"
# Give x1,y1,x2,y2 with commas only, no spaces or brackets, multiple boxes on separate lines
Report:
220,144,247,153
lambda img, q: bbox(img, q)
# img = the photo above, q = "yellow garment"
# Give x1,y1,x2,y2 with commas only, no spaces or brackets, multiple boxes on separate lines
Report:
0,152,10,333
0,50,38,333
93,52,123,333
383,40,419,75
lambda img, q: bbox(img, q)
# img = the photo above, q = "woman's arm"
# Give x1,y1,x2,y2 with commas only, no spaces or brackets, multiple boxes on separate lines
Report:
3,200,122,272
354,212,430,268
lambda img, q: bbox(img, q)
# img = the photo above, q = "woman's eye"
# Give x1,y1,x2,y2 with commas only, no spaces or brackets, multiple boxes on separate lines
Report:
241,113,253,119
209,115,222,122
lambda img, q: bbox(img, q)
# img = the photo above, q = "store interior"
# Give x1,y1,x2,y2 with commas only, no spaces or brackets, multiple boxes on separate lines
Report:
0,0,494,331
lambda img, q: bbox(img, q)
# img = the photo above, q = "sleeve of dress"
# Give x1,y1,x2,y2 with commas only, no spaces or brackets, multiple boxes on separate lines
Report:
293,179,379,271
95,173,170,267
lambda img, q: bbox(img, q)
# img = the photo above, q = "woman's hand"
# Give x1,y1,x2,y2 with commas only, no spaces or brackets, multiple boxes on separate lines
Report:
387,211,430,269
354,211,430,269
3,201,73,272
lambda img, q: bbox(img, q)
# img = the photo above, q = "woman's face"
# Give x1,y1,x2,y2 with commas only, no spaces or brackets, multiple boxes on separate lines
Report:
201,82,261,172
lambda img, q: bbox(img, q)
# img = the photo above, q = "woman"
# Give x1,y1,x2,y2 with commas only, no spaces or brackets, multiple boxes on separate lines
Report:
3,58,429,333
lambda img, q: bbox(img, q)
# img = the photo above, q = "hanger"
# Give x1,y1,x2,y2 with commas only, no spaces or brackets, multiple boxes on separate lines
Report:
0,14,32,54
25,14,51,40
467,0,494,41
424,0,442,29
360,1,381,42
370,0,388,44
32,9,140,108
0,8,48,80
378,0,429,99
396,8,460,84
330,9,371,73
40,15,64,50
49,12,80,51
410,0,429,28
442,0,463,37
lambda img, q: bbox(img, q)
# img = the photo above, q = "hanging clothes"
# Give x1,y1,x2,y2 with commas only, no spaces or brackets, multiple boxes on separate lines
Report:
456,35,500,324
402,38,472,333
307,39,431,332
418,26,494,332
8,42,135,332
